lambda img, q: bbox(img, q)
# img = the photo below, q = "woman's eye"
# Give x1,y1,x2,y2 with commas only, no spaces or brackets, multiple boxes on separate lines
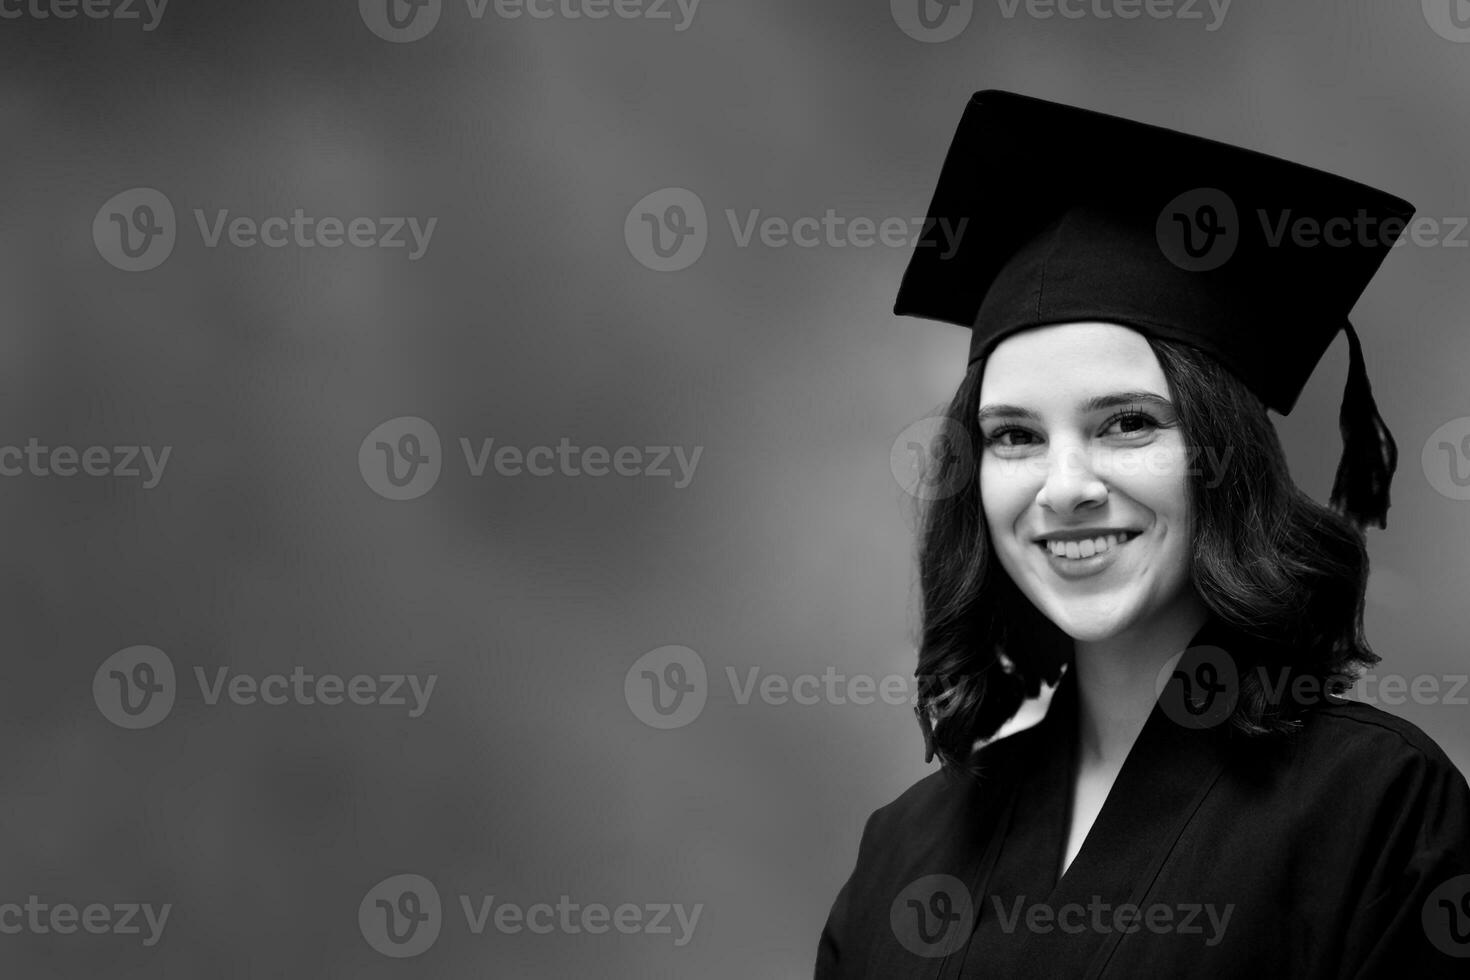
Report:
982,412,1162,451
1103,411,1160,437
982,427,1036,448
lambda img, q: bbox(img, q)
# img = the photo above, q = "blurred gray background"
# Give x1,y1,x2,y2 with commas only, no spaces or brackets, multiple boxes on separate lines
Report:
1,0,1468,976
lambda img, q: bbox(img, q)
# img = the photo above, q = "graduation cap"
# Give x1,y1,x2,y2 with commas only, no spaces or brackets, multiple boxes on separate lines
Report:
895,90,1412,530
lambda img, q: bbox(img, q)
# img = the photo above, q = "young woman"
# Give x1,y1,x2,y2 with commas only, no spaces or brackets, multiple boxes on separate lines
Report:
815,91,1470,979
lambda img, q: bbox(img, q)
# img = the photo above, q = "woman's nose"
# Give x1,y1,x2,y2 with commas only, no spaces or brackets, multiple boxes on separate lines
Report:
1036,444,1108,514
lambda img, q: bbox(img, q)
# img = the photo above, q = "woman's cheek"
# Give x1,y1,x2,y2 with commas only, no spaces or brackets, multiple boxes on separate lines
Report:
979,473,1023,539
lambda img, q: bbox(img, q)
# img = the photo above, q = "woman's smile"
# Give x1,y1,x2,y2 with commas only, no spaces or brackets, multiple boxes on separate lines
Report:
1034,529,1141,579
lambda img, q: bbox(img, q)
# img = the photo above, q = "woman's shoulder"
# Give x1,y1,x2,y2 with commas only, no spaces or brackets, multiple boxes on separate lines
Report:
1301,694,1464,770
1262,692,1470,798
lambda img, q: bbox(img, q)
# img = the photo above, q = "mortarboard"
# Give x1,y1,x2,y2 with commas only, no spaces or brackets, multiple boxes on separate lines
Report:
895,90,1411,530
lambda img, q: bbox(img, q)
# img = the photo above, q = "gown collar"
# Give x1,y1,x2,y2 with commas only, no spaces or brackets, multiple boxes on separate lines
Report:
937,613,1241,979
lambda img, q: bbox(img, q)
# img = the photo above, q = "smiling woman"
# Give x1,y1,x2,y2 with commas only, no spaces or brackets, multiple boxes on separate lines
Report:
814,91,1470,979
979,325,1200,642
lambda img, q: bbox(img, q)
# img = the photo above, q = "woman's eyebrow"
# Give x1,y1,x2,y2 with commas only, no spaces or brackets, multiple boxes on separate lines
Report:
976,391,1173,423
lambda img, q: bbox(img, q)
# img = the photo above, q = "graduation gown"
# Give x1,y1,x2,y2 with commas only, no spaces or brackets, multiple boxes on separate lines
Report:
815,619,1470,978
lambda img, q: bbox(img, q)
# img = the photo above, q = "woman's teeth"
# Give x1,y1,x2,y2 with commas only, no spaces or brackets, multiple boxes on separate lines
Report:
1044,532,1134,559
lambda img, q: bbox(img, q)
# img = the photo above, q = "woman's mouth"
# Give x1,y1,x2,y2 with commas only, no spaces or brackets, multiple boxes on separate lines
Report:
1034,531,1139,578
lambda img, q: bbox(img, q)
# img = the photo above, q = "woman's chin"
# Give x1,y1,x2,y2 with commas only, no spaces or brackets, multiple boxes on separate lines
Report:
1037,598,1137,643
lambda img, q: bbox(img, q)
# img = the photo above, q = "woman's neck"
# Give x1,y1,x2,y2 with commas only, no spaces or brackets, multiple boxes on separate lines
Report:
1071,593,1211,768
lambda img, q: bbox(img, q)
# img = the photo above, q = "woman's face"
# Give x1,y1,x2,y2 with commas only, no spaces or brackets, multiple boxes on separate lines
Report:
977,322,1197,643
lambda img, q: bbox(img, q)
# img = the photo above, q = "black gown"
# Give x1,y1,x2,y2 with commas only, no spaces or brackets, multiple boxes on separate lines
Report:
815,618,1470,978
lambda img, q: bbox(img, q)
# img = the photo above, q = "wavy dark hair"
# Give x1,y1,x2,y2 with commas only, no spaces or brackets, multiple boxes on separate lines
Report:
913,334,1381,773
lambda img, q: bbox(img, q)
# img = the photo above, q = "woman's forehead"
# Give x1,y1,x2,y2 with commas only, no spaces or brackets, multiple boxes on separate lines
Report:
979,322,1168,402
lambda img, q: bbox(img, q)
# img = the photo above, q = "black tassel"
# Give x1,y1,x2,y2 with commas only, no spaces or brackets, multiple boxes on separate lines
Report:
918,707,937,764
1329,321,1397,530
